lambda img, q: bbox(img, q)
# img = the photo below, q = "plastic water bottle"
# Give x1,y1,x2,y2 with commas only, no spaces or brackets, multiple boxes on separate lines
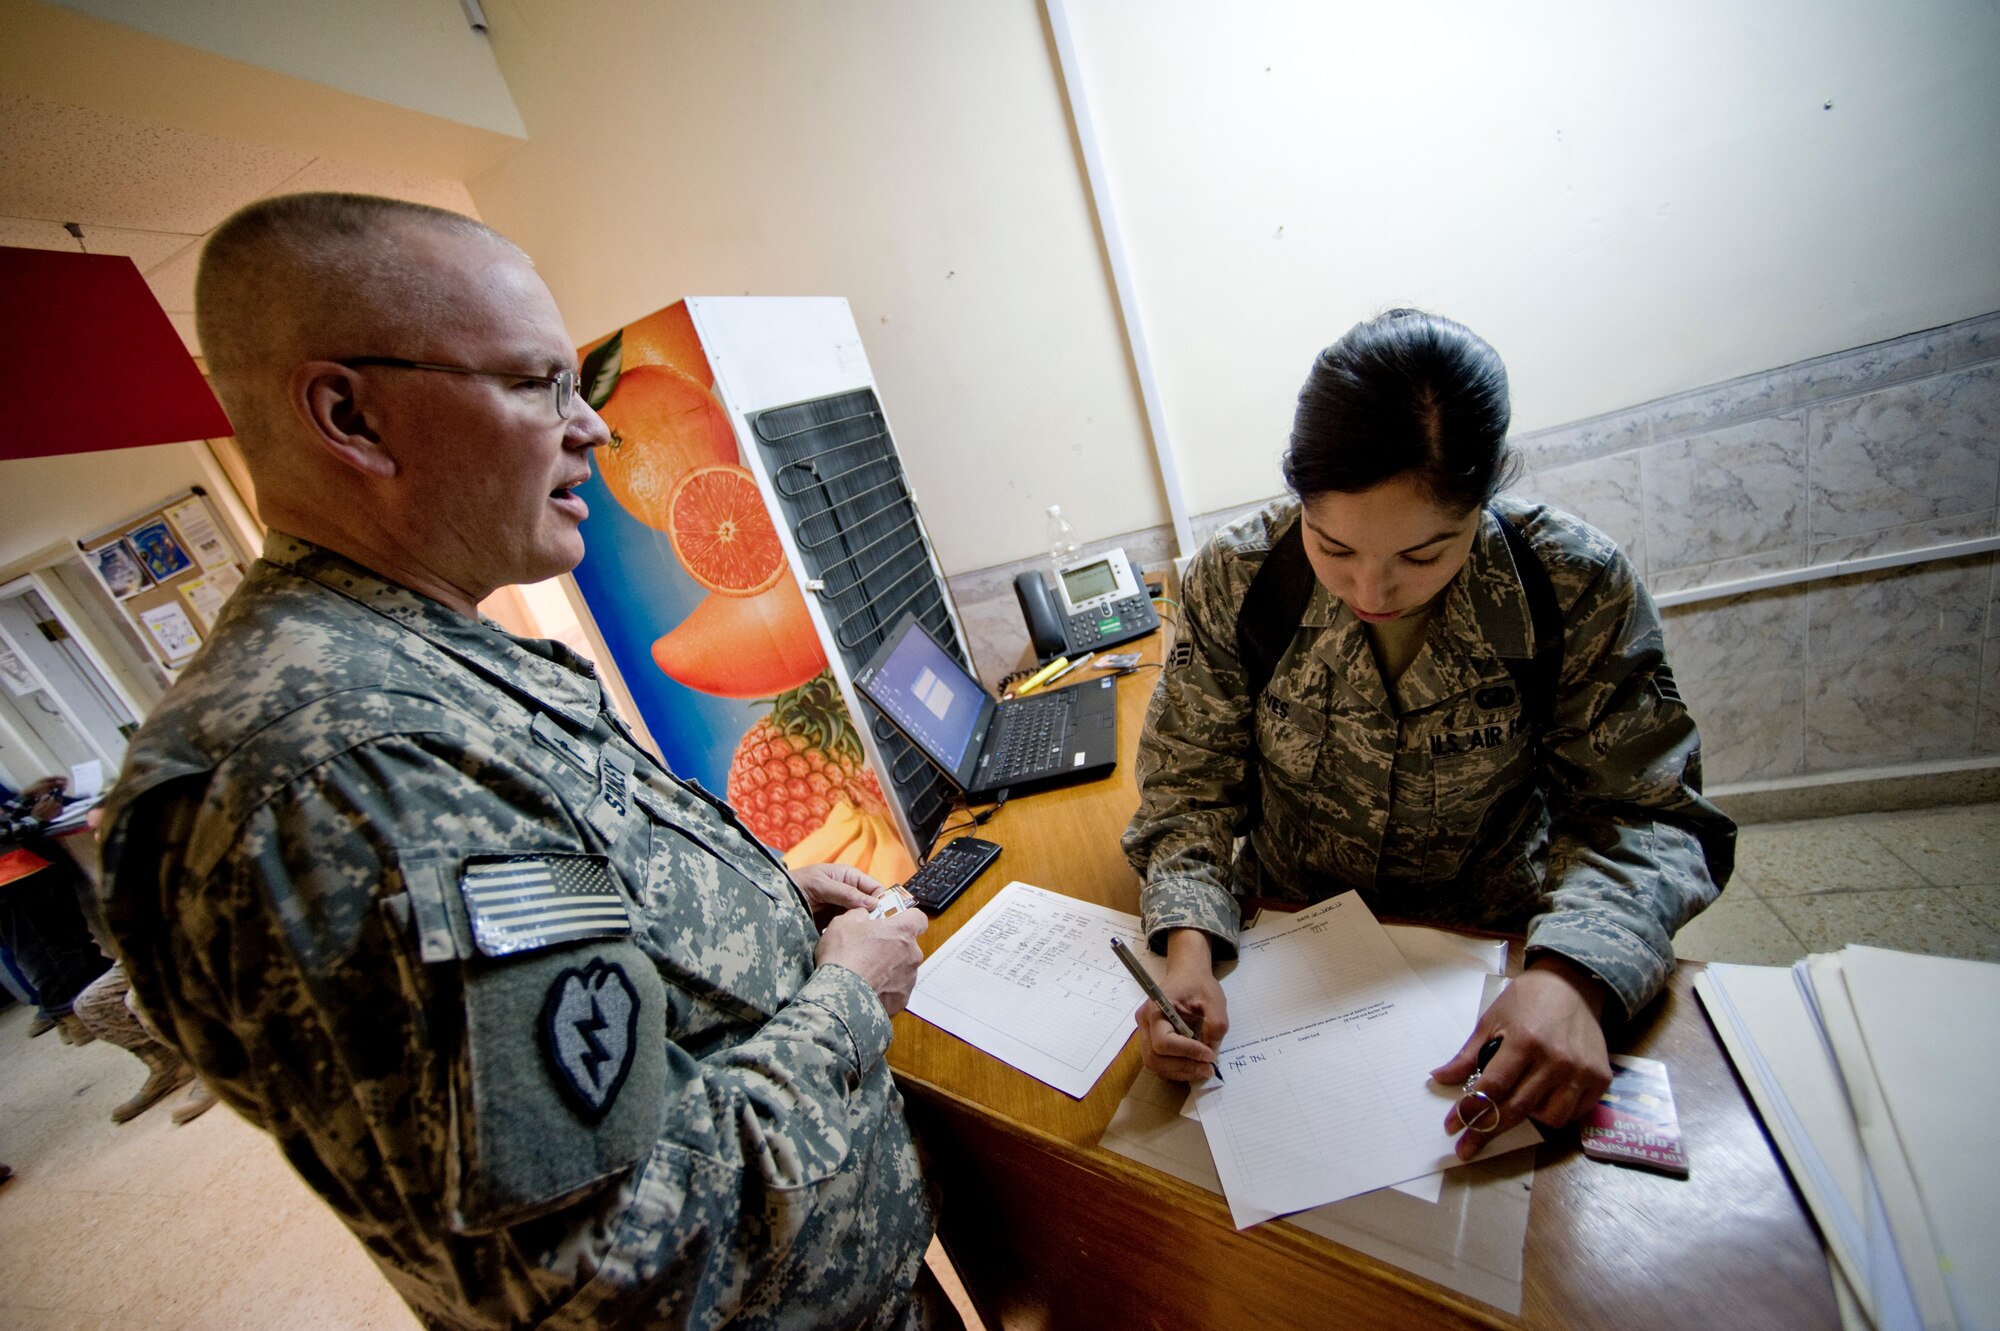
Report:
1046,504,1080,577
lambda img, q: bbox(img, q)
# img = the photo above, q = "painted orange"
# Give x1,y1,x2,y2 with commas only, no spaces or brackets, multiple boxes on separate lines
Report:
596,365,738,532
620,301,714,388
650,576,827,698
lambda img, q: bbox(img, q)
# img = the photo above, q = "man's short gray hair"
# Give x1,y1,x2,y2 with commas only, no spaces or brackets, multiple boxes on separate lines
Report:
196,193,526,450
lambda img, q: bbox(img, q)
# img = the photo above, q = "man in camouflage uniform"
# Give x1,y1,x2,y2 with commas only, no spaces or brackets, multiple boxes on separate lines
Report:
1124,495,1734,1143
99,194,941,1329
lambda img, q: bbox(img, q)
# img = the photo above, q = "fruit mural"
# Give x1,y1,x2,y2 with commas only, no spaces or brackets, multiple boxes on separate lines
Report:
567,301,915,885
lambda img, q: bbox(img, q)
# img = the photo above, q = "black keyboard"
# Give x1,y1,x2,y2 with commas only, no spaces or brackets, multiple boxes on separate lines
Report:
990,693,1071,780
903,836,1002,914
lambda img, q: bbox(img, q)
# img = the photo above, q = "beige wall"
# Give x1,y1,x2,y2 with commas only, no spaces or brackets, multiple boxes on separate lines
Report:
469,0,2000,566
1065,0,2000,514
467,0,1163,574
0,443,253,569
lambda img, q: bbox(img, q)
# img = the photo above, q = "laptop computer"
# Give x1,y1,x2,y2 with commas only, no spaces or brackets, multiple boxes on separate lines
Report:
853,613,1118,800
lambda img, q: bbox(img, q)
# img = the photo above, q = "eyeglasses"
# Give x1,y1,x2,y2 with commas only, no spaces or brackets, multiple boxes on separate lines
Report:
337,356,582,420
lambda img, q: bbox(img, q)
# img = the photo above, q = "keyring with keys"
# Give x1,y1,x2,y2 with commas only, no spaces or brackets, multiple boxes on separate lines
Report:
1450,1035,1505,1134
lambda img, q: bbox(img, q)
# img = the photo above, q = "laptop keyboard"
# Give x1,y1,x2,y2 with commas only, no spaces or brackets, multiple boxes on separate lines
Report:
990,692,1072,780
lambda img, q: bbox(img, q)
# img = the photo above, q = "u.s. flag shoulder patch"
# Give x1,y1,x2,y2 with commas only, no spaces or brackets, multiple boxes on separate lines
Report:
458,853,632,958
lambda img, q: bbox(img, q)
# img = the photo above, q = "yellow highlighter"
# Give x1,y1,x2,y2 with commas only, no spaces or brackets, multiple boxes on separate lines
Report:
1011,655,1069,697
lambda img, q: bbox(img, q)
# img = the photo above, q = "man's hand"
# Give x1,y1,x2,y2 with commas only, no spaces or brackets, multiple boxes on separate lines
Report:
23,771,66,823
816,908,929,1016
23,776,66,823
1134,928,1229,1082
1430,953,1614,1161
791,862,888,925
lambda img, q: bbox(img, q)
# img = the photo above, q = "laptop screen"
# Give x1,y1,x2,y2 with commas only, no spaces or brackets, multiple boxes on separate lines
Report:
858,621,987,770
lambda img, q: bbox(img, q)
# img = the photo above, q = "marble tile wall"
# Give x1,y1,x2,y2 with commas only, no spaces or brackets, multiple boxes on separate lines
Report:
944,311,2000,795
1510,311,2000,789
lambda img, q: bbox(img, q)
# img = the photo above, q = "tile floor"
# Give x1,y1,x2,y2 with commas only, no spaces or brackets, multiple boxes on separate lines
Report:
1,802,1993,1327
1670,802,2000,966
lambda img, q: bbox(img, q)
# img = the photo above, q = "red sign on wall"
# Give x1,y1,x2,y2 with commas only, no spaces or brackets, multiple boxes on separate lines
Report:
0,246,231,460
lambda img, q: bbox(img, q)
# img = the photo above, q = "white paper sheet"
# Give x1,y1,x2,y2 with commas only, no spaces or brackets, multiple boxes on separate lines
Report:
1809,953,1960,1331
1182,924,1509,1205
1695,963,1921,1331
139,602,201,663
165,497,234,570
1840,946,2000,1331
68,759,104,800
1187,893,1538,1228
177,574,232,631
905,881,1162,1098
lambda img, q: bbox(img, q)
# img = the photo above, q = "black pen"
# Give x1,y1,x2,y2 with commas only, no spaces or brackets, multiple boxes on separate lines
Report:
1110,936,1223,1083
1476,1035,1503,1074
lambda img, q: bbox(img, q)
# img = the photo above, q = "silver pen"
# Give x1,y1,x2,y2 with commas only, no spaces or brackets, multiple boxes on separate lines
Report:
1110,936,1223,1083
1039,651,1094,687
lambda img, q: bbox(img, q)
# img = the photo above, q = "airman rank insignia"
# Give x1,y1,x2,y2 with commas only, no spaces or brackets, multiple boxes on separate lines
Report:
1475,684,1517,710
540,958,639,1122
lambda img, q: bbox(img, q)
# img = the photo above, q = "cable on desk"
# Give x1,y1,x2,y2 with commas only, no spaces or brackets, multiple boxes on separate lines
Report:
924,789,1008,858
995,666,1037,696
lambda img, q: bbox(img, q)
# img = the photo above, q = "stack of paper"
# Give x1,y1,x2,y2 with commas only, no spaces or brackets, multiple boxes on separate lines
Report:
1695,947,2000,1331
1103,912,1540,1314
906,881,1166,1098
1181,893,1540,1226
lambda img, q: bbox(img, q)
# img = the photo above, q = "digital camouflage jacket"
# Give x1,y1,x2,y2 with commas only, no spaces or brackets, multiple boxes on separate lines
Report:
99,535,935,1330
1123,497,1735,1021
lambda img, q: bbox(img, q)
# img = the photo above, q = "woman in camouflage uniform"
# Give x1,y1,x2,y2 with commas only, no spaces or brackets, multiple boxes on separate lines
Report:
1122,310,1734,1158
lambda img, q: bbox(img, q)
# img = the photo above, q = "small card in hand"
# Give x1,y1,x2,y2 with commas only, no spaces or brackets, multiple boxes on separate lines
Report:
1581,1054,1689,1177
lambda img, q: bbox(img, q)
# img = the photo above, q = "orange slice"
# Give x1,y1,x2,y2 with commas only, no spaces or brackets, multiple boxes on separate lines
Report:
666,464,786,597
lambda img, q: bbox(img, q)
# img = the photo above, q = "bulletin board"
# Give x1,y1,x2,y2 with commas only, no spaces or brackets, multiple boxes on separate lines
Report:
78,487,250,671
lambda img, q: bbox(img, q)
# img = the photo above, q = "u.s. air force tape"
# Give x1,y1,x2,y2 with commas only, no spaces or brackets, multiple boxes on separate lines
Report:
458,853,632,959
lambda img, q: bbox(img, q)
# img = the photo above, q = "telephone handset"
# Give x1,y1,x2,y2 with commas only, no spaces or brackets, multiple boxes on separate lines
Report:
1013,546,1161,661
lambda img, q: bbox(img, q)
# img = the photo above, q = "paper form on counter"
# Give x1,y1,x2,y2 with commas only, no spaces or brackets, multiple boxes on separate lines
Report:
1186,892,1538,1228
1180,923,1508,1205
906,881,1163,1098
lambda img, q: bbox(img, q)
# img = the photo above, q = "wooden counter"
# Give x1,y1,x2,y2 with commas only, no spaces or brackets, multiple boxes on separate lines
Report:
888,621,1840,1330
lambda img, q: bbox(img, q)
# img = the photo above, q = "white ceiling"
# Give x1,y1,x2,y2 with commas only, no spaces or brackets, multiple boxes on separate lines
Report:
0,90,477,358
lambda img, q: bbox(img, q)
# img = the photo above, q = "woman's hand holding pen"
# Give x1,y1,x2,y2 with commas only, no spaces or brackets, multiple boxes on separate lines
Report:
1134,928,1231,1082
1430,953,1614,1160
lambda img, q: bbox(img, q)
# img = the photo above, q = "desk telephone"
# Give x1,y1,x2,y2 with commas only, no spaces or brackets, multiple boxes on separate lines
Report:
1013,547,1161,661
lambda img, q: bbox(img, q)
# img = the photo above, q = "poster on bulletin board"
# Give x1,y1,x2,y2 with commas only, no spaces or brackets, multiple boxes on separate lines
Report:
79,487,250,672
